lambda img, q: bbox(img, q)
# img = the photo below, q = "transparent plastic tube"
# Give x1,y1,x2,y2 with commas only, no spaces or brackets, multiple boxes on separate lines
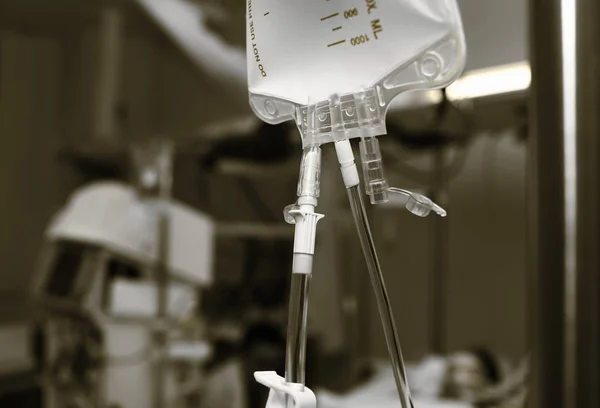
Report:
346,185,413,408
282,146,321,405
285,273,311,388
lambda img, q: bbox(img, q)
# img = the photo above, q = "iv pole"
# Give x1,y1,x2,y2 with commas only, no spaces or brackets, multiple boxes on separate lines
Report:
529,0,600,406
132,140,174,408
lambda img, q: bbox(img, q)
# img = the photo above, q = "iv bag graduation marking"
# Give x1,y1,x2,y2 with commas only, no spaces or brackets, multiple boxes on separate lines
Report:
350,34,370,46
328,40,346,48
320,0,383,49
321,12,339,21
371,19,383,39
365,1,383,39
366,0,377,14
343,8,358,19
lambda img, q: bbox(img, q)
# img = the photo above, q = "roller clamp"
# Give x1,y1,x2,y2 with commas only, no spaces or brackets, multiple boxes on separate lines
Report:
254,371,317,408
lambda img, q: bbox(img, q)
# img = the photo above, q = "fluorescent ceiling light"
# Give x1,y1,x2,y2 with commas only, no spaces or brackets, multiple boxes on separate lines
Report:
446,61,531,101
388,62,531,111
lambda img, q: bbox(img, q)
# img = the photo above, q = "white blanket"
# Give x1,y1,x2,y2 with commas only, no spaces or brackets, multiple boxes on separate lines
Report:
317,391,470,408
316,359,471,408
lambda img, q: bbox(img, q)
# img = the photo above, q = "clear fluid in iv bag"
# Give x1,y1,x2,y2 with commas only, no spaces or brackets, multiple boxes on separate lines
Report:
246,0,466,144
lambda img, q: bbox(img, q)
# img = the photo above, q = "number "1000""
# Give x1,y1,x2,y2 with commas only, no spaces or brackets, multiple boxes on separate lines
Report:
350,34,370,46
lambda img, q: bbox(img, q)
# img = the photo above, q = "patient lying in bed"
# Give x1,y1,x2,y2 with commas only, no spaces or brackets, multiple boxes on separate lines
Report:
317,348,507,408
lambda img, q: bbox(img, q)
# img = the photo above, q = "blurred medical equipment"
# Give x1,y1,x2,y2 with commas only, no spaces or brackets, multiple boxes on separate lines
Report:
33,142,214,408
245,1,466,408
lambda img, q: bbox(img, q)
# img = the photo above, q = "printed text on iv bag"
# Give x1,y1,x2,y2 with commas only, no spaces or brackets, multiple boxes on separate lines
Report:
248,0,267,77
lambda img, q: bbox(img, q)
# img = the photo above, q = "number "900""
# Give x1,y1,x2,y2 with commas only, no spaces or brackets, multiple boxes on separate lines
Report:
350,34,370,46
344,8,358,18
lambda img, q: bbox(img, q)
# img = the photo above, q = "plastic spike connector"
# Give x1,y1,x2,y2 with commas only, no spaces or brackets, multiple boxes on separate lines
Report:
297,146,321,203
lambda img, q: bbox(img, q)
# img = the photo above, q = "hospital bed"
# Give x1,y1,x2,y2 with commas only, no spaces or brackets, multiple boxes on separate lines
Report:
316,361,472,408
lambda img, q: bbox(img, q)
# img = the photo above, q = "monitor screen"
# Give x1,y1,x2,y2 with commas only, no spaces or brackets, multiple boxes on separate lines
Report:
44,242,87,299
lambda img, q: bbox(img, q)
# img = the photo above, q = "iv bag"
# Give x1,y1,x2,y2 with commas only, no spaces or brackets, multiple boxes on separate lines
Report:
246,0,466,146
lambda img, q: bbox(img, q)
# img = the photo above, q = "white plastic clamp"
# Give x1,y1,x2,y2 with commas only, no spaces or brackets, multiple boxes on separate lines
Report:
254,371,317,408
290,210,324,255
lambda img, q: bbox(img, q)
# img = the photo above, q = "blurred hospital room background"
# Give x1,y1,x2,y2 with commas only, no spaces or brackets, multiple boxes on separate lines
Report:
0,0,595,407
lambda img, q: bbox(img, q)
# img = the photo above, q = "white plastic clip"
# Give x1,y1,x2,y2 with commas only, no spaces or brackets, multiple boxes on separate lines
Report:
254,371,317,408
289,210,324,255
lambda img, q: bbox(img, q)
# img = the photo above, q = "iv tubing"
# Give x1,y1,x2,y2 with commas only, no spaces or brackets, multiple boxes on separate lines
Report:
335,139,413,408
284,147,323,397
285,273,311,386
